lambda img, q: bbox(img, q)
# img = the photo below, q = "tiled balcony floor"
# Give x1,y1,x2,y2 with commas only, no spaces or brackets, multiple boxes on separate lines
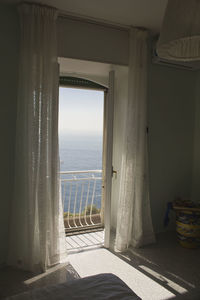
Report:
66,230,104,253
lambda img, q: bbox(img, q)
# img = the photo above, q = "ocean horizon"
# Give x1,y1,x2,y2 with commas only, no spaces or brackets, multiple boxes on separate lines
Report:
59,132,103,213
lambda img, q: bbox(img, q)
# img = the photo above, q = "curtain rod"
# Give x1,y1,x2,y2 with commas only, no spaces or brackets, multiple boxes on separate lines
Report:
58,10,130,32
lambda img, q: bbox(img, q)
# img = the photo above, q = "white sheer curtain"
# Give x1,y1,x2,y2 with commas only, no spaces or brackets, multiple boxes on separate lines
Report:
8,3,67,272
115,28,155,251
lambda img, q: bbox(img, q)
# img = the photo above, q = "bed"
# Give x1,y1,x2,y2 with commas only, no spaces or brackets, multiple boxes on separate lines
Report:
5,273,141,300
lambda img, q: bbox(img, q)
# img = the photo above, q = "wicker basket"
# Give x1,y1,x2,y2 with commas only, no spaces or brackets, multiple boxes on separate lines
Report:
174,206,200,249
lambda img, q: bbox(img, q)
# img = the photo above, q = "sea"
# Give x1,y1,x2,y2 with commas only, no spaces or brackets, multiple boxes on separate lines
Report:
59,133,103,213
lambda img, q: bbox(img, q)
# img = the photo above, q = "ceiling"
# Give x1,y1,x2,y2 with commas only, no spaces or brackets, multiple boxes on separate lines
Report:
6,0,168,33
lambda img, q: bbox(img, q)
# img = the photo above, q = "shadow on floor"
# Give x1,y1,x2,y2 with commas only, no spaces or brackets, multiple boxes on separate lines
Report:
0,263,80,299
110,231,200,299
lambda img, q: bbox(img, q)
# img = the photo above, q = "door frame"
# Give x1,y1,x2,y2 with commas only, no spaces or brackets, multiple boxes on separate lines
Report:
103,70,114,248
58,71,114,246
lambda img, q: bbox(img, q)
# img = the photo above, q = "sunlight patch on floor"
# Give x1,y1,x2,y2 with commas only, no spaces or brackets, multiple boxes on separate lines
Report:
68,248,178,300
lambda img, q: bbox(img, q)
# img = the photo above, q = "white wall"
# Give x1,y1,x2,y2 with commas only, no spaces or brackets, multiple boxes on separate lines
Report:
148,63,196,233
0,5,19,264
58,57,111,87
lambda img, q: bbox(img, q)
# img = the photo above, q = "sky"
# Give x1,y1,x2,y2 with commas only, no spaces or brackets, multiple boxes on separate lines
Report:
59,87,104,136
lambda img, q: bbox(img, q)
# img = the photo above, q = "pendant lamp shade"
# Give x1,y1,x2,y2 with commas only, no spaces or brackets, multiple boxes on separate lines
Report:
157,0,200,61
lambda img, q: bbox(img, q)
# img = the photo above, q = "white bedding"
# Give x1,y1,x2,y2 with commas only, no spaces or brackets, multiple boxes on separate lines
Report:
5,273,141,300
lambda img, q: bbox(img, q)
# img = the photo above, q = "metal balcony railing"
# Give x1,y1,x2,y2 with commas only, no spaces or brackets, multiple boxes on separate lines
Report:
60,170,103,233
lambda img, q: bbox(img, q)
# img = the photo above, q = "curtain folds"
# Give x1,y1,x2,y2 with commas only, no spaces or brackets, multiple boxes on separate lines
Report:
115,28,155,252
8,3,67,272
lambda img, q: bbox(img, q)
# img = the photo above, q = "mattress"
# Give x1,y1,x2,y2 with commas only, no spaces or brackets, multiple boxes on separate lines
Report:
5,273,141,300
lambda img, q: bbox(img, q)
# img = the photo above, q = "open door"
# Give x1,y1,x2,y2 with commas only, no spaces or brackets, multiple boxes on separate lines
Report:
103,70,114,248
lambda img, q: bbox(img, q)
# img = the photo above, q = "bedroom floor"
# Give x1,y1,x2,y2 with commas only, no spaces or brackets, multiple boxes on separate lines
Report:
68,231,200,299
0,231,200,300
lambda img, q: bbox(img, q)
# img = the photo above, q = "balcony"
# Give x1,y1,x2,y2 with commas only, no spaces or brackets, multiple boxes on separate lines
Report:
60,170,103,234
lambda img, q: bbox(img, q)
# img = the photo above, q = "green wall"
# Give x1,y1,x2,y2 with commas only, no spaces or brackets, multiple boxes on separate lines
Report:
148,64,196,232
110,62,196,233
192,71,200,201
0,5,19,264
